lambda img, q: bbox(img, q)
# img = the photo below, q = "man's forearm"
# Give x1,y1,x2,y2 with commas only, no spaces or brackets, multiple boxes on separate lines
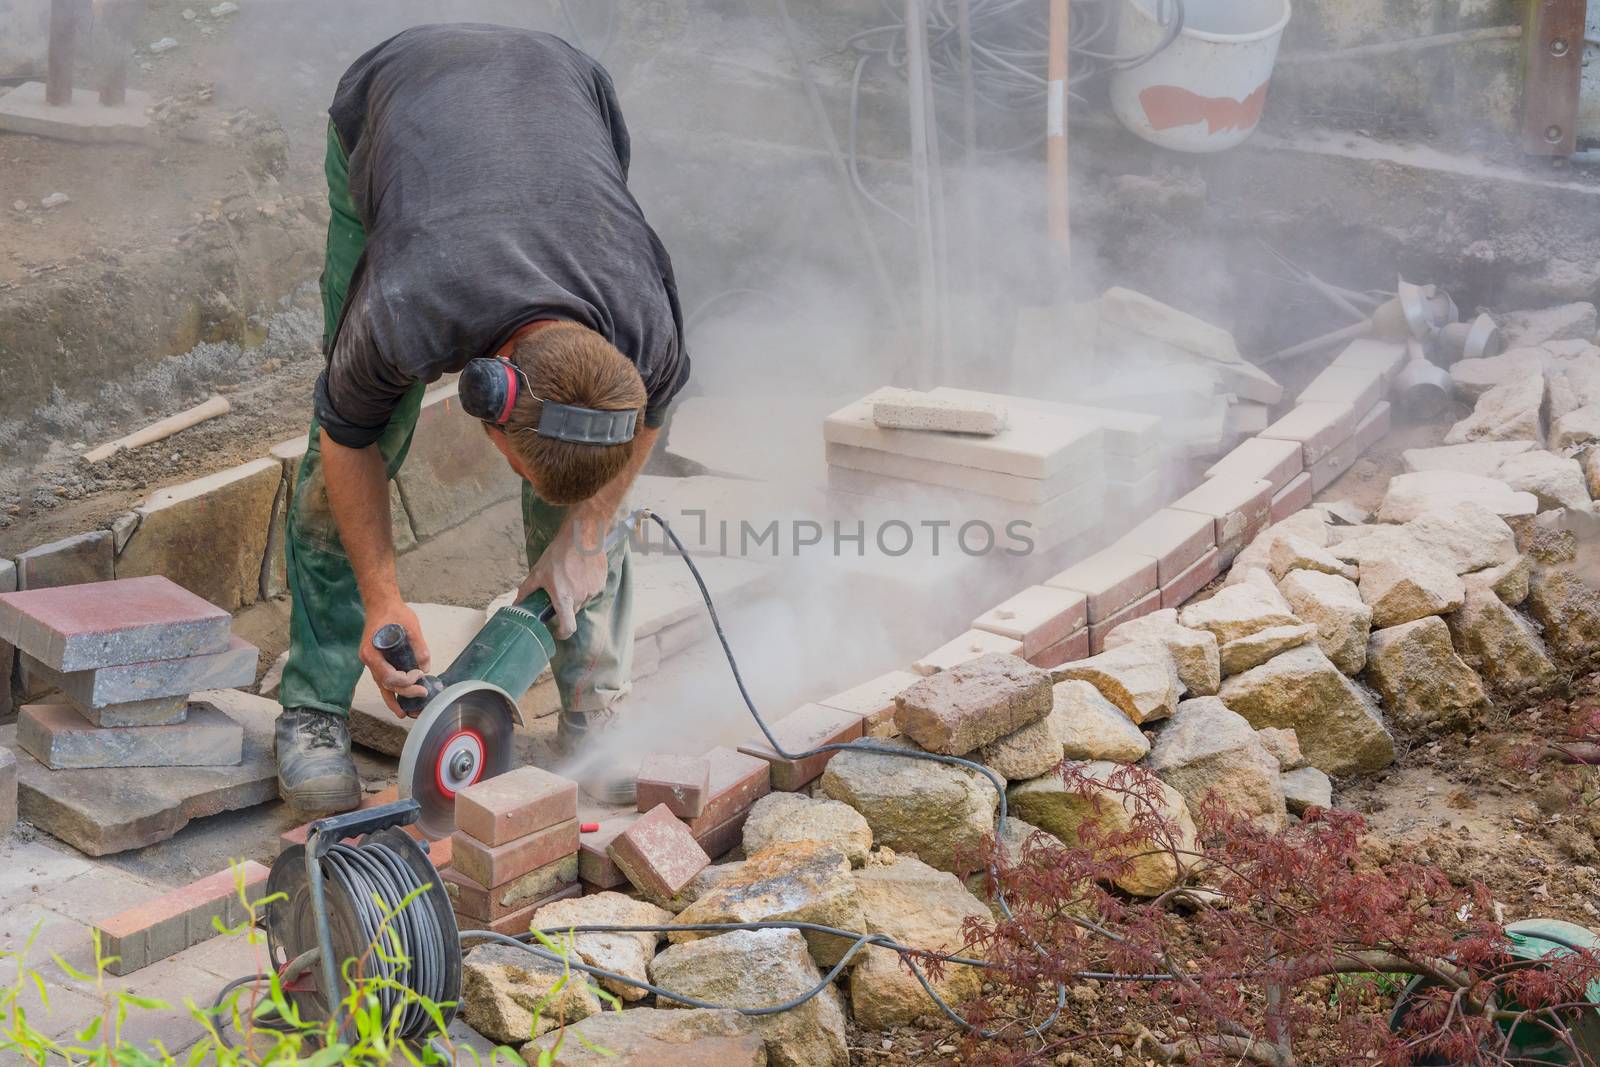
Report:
319,429,400,609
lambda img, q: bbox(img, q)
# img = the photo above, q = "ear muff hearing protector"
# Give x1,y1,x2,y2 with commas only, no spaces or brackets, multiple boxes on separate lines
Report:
458,357,639,445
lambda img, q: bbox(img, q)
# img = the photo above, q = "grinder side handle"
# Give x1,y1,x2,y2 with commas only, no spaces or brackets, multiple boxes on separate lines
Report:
371,623,443,716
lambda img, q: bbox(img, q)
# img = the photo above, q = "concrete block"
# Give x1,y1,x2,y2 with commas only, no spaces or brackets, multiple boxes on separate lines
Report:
870,387,1007,435
66,694,189,728
1270,473,1315,523
1169,477,1275,545
394,383,522,539
455,766,578,847
972,585,1088,660
578,814,639,889
1089,588,1162,654
1117,508,1216,585
1297,364,1386,414
452,818,579,889
1044,546,1160,624
1332,339,1408,382
636,754,712,819
0,559,16,594
117,458,284,612
0,746,15,836
1107,466,1167,517
442,854,579,921
455,882,582,936
683,746,773,836
816,670,921,735
1028,627,1089,669
1310,401,1392,492
607,804,710,902
932,387,1162,457
1226,401,1271,436
16,531,114,590
911,629,1024,675
1161,547,1223,610
0,82,154,143
825,441,1091,503
0,576,231,672
1204,437,1303,494
1259,402,1359,466
824,465,1106,536
737,703,865,790
95,861,269,976
20,634,256,709
18,700,243,770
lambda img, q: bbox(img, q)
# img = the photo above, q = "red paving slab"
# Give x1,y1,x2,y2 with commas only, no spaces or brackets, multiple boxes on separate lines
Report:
736,703,864,791
94,862,269,976
0,576,230,671
607,804,709,901
578,813,640,889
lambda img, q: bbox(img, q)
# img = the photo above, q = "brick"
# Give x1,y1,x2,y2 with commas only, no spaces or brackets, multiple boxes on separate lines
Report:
1259,402,1359,466
1089,588,1162,654
451,818,579,889
737,703,864,790
1226,401,1270,437
871,386,1008,435
16,531,114,590
693,809,750,860
825,441,1088,504
1331,338,1408,381
1044,546,1160,624
1310,401,1392,492
20,634,257,710
972,585,1087,659
442,853,579,921
42,689,187,727
394,382,522,540
578,814,639,889
683,747,772,835
18,700,242,770
95,861,270,975
895,653,1053,755
1297,363,1385,414
454,882,581,936
636,754,711,818
0,576,230,672
911,628,1023,676
1028,626,1089,669
455,766,578,847
1270,473,1314,522
0,747,15,836
1117,508,1216,585
1204,437,1303,494
817,670,921,735
1161,547,1223,610
607,803,710,902
1169,477,1275,545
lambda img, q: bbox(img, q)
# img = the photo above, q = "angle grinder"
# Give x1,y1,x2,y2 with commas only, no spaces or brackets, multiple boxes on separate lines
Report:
373,509,646,840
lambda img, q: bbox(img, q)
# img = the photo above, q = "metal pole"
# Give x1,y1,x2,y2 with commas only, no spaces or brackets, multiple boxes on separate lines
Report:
46,0,81,106
1046,0,1070,256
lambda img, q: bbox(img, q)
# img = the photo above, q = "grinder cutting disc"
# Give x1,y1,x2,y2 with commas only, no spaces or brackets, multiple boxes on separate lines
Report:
398,680,519,840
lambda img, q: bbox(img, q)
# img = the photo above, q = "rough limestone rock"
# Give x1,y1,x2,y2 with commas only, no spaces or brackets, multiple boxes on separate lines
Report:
741,792,873,868
1008,762,1197,896
821,738,998,873
1053,680,1150,763
1449,350,1547,400
1501,301,1597,348
1224,513,1333,586
1403,502,1520,575
849,857,991,1028
1282,766,1333,814
1146,698,1286,830
663,862,747,915
1527,567,1600,662
530,892,671,1004
1584,448,1600,499
672,842,865,966
1547,354,1600,421
1402,440,1537,477
1377,471,1539,523
1328,524,1426,569
1446,577,1562,698
978,709,1066,780
1218,645,1395,776
1103,609,1221,697
894,654,1052,756
461,943,602,1045
1052,640,1182,724
523,1008,766,1067
1256,727,1307,770
1364,617,1493,732
1278,569,1373,674
650,929,848,1067
1267,532,1356,582
1219,623,1316,676
1552,404,1600,451
1496,450,1591,511
1179,572,1300,646
1479,554,1533,606
1358,549,1465,628
1444,374,1546,446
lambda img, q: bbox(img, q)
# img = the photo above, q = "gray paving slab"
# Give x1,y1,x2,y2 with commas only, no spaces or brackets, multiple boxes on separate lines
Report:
22,634,257,708
18,700,243,770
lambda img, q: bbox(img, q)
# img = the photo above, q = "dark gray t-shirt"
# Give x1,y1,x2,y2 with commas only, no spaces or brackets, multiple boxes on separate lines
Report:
316,24,688,448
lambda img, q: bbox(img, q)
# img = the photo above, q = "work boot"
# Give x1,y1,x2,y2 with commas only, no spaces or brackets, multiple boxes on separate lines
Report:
556,707,637,805
275,708,361,815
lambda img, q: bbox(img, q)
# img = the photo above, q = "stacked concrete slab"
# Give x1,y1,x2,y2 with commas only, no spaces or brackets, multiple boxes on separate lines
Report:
448,767,583,935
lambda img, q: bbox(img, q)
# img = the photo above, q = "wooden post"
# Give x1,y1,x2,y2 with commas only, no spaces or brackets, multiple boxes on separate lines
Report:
46,0,81,106
98,0,142,107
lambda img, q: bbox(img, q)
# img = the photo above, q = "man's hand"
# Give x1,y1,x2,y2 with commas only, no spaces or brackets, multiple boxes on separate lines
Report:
359,599,432,718
519,517,609,640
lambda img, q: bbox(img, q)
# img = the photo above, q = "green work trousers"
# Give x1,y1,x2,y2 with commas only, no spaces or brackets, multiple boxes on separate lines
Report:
277,124,634,720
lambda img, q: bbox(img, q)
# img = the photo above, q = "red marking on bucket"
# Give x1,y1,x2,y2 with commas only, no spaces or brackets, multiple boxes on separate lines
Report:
1139,82,1269,134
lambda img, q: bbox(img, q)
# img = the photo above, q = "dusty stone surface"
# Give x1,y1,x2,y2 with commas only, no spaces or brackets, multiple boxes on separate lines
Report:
1403,502,1520,574
1527,567,1600,662
849,856,990,1028
1008,761,1197,896
662,862,747,915
741,792,873,868
523,1008,765,1067
1377,471,1539,523
1147,698,1286,830
1224,512,1332,586
1053,640,1181,724
1447,576,1562,698
1546,354,1600,420
1218,645,1395,776
17,700,241,770
1402,440,1536,477
1551,404,1600,451
893,653,1052,756
1358,550,1465,628
461,942,602,1045
820,738,998,874
1449,350,1547,399
529,892,672,1004
1583,448,1600,499
1365,617,1493,733
1103,609,1220,697
1180,571,1300,645
1054,680,1150,763
1501,301,1597,348
1256,727,1307,770
1267,532,1356,582
650,928,849,1067
1480,554,1533,605
1496,450,1590,511
1278,570,1372,674
1443,374,1545,446
1219,623,1315,676
977,709,1065,780
672,841,865,966
1282,766,1333,814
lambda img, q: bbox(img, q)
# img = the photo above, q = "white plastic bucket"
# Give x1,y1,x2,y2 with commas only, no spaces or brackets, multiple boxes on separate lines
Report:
1109,0,1292,153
